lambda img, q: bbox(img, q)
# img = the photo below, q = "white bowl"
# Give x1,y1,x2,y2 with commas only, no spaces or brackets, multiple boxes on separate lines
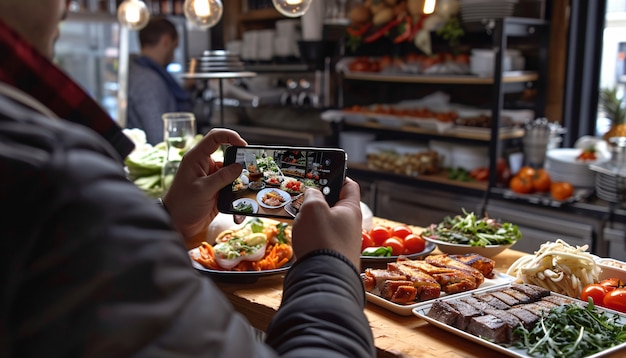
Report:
423,236,514,258
595,257,626,282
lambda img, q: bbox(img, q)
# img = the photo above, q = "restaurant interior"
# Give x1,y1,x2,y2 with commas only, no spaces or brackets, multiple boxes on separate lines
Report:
56,1,626,356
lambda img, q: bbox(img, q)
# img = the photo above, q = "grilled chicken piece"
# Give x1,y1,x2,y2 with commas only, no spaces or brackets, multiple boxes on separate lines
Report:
381,280,417,303
394,260,478,294
450,253,495,278
361,269,408,293
387,262,441,301
425,254,485,286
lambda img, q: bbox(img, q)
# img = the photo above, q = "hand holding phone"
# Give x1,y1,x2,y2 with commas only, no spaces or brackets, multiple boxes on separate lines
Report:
217,145,347,220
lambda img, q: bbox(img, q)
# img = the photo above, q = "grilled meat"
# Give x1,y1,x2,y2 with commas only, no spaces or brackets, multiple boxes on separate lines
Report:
393,260,478,294
450,253,495,278
426,254,485,286
387,262,441,301
426,284,585,345
381,280,417,303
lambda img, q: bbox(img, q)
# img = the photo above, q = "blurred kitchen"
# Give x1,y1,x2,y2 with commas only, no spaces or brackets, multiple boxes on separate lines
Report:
55,0,626,260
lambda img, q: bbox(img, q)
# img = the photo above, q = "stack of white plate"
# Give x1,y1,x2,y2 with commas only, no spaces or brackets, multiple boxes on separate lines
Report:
469,49,525,76
460,0,518,22
189,50,246,73
544,148,611,188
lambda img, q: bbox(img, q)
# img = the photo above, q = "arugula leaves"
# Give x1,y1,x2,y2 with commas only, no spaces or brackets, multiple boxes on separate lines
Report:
421,209,522,247
514,301,626,357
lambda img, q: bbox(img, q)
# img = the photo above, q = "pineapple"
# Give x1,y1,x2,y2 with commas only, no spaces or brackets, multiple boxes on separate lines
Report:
599,87,626,141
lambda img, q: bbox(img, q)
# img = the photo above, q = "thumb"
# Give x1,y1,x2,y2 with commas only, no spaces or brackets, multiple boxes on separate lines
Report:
204,163,242,193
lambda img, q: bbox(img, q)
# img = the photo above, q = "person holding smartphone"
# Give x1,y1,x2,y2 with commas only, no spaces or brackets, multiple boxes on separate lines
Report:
0,1,375,356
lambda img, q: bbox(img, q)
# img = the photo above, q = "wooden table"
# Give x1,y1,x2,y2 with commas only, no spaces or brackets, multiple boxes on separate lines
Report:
211,219,626,358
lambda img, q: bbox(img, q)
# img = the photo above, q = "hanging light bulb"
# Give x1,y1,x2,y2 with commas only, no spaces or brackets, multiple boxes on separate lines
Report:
117,0,150,30
184,0,223,29
423,0,436,15
272,0,313,18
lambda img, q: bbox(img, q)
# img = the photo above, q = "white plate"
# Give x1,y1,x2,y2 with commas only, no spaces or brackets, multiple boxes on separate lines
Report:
366,271,515,316
546,148,610,165
256,188,291,209
412,285,626,357
422,237,514,258
231,198,258,214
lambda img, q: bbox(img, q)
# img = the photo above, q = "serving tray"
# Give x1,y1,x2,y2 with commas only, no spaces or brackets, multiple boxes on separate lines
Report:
366,271,515,316
412,284,626,357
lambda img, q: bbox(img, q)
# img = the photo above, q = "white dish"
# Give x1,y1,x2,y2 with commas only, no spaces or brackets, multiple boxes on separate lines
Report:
366,271,515,316
546,148,610,165
412,285,626,358
423,236,514,258
231,198,258,214
595,257,626,282
256,188,291,209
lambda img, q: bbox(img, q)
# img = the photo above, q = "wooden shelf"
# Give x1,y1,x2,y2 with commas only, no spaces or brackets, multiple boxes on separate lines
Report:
342,71,539,84
239,8,284,22
341,121,525,142
347,163,489,192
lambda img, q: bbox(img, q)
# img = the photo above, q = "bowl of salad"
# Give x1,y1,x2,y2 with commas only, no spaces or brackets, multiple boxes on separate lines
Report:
421,209,522,258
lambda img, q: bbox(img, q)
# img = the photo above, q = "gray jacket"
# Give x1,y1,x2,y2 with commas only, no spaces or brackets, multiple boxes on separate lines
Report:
0,89,375,357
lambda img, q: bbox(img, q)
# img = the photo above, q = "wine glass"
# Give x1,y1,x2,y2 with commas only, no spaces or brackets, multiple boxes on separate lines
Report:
161,112,196,192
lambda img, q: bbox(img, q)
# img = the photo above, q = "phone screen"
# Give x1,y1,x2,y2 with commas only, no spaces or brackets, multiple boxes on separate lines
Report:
217,145,347,219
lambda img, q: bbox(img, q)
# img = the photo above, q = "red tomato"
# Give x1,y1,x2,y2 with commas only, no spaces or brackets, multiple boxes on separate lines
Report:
580,284,608,306
382,237,405,256
392,225,413,239
370,225,391,246
599,278,625,291
603,288,626,313
361,231,374,252
403,234,426,254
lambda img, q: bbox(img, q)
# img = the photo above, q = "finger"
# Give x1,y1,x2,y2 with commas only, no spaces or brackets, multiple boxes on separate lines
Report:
334,178,361,210
233,215,246,224
186,129,247,165
200,162,243,195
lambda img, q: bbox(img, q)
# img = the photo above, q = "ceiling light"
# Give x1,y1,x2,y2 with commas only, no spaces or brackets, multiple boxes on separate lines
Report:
272,0,313,18
117,0,150,30
183,0,223,29
423,0,436,15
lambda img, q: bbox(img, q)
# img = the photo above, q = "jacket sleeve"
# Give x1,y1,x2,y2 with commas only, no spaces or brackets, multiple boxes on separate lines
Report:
4,133,277,358
265,253,376,357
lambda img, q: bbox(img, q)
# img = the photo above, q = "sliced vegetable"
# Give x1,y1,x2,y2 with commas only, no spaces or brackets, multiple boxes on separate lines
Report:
361,246,393,257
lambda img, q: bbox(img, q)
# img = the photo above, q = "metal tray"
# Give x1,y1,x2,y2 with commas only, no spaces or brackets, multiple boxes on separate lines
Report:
412,284,626,357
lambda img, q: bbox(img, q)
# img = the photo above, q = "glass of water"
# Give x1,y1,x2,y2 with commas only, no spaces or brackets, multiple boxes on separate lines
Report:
161,112,196,192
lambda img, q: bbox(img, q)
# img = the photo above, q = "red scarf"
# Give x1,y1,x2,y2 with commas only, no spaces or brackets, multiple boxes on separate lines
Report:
0,19,134,159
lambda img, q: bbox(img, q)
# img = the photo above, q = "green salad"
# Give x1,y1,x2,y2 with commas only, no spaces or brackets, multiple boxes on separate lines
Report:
421,209,522,247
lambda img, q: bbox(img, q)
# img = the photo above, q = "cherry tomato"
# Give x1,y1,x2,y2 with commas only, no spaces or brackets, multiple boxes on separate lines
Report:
403,234,426,254
392,225,413,239
370,225,392,246
580,284,608,306
361,231,374,252
603,288,626,313
382,237,405,256
599,278,625,292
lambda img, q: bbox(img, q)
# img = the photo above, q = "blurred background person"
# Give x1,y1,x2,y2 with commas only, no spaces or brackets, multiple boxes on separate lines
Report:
127,16,193,145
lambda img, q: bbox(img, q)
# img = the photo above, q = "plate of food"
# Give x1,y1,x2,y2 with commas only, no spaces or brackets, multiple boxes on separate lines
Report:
189,218,294,283
280,177,306,195
421,209,522,258
264,176,283,187
284,193,305,217
359,241,436,266
362,252,515,316
231,198,258,214
256,188,291,209
413,283,626,357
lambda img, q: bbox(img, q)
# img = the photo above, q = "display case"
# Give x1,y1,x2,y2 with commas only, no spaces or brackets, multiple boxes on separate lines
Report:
332,17,550,215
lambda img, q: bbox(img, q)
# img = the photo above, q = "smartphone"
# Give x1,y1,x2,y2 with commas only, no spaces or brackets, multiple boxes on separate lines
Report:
217,145,347,219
